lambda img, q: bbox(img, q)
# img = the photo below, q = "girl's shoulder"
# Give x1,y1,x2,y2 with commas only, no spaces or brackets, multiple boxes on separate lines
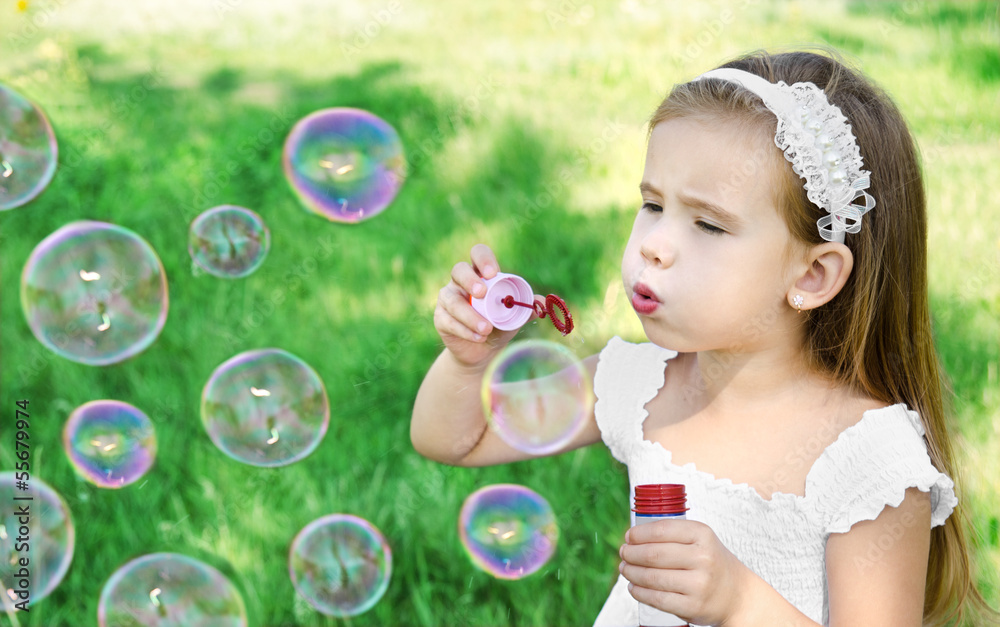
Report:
593,337,679,460
594,336,679,405
804,401,958,532
598,335,678,365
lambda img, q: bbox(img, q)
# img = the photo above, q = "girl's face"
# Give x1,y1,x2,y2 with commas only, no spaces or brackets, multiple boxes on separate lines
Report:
622,116,801,353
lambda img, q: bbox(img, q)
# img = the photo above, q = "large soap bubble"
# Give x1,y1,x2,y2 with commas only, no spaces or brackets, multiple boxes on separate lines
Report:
458,484,558,580
188,205,270,278
98,553,247,627
482,340,593,454
0,473,75,609
63,400,156,488
282,108,405,223
20,221,169,366
201,349,330,467
0,82,58,211
289,514,392,617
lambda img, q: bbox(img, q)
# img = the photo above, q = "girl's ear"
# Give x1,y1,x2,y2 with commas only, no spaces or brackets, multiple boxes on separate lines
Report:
788,242,854,312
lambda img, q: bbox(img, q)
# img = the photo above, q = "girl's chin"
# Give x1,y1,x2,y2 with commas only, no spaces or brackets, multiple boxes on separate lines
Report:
636,321,715,355
637,320,681,349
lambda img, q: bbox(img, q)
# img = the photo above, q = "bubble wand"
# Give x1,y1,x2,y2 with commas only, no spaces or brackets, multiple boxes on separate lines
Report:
471,273,574,335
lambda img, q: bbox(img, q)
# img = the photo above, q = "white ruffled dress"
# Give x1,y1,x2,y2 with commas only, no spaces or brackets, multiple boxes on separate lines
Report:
592,337,957,627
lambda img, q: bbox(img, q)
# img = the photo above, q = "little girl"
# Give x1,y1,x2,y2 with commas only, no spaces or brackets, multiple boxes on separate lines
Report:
411,50,994,626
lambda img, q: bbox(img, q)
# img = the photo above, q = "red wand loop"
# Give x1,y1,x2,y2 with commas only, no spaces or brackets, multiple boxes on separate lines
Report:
500,294,574,335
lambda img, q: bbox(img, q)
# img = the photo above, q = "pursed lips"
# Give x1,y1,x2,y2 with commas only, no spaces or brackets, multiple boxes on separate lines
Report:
630,281,660,314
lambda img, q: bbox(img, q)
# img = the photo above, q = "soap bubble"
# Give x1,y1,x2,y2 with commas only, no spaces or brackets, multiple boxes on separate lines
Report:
0,83,58,211
0,473,75,609
98,553,247,627
188,205,270,278
201,348,330,467
482,340,593,455
458,484,558,580
282,108,405,223
63,400,156,488
20,220,169,366
289,514,392,617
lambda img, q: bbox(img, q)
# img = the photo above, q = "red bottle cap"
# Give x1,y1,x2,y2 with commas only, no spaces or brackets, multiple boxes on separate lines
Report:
632,483,687,515
635,483,686,496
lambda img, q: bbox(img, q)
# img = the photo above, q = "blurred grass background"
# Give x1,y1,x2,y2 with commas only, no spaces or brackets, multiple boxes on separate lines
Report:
0,0,997,625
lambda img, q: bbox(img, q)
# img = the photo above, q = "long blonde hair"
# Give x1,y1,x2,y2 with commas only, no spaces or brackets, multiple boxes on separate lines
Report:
649,50,995,625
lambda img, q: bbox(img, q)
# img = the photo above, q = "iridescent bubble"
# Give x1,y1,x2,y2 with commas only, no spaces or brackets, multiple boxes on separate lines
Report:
482,340,593,455
20,220,169,366
289,514,392,617
98,553,247,627
0,473,75,609
63,400,156,488
201,348,330,467
282,107,406,223
0,83,58,211
188,205,270,278
458,484,558,580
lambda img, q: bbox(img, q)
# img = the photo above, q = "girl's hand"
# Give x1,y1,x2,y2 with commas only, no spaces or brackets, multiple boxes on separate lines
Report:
619,519,754,627
434,244,528,368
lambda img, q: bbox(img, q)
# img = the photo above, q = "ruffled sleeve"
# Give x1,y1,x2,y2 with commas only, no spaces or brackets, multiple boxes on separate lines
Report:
593,336,677,465
807,404,958,534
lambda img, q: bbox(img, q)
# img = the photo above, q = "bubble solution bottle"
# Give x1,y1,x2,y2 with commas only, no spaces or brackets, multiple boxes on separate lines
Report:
633,483,689,627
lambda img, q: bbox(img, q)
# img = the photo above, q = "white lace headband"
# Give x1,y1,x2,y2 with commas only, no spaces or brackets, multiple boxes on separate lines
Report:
694,68,876,243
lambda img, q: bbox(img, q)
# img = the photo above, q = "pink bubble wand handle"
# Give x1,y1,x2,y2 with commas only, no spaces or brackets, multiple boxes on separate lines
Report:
471,272,574,335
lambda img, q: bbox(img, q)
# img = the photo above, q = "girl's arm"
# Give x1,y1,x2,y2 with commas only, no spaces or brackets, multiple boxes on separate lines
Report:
410,244,601,466
412,348,601,466
824,487,931,625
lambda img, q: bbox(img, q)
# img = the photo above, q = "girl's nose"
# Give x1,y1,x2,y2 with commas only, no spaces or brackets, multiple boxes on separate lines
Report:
639,222,675,268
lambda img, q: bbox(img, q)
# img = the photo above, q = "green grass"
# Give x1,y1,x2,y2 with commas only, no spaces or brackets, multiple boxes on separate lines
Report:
1,1,998,625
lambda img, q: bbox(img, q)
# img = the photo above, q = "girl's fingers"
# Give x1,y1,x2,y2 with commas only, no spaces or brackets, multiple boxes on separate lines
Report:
619,562,690,596
434,306,486,343
626,520,701,546
470,244,499,280
438,283,493,337
440,245,502,338
451,262,488,298
620,541,698,571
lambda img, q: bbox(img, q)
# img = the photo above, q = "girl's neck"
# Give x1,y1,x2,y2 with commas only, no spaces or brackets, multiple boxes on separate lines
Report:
682,340,832,417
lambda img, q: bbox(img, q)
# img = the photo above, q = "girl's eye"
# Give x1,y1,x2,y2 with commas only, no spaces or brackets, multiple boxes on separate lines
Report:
696,221,726,235
641,202,662,213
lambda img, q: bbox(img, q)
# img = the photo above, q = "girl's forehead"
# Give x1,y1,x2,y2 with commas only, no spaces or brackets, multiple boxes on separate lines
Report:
647,115,774,163
643,117,783,213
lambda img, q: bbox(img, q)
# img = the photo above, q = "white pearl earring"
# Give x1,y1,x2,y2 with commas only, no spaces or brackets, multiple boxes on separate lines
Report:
793,294,804,313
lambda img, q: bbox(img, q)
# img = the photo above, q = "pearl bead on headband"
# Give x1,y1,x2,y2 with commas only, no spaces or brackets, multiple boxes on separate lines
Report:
694,68,876,243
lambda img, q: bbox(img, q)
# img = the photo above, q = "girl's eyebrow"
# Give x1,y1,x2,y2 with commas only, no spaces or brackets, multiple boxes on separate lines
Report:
639,181,745,229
